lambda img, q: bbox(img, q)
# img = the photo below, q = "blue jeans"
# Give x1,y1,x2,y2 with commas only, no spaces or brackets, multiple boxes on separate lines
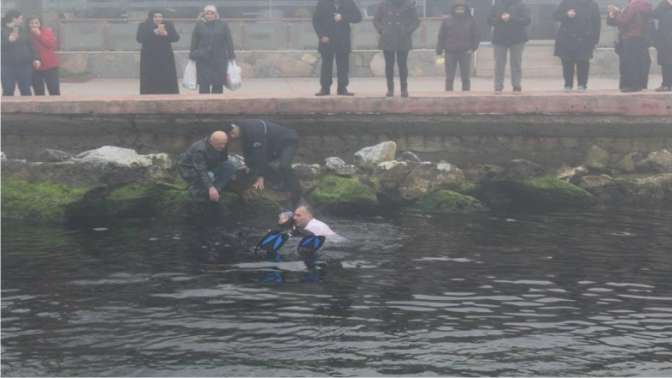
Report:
2,64,33,96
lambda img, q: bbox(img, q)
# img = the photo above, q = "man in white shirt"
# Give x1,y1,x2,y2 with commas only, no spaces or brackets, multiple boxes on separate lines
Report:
292,205,336,237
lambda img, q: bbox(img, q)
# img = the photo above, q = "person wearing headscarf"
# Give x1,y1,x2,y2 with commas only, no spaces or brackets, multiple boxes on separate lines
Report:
488,0,531,93
136,9,180,94
436,0,481,92
27,16,60,95
2,10,39,96
189,5,236,94
653,0,672,91
374,0,420,97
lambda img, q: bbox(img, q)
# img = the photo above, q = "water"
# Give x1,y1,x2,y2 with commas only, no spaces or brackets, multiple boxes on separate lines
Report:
2,208,672,376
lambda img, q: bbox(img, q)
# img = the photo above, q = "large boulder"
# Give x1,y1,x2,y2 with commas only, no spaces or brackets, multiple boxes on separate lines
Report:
501,159,545,181
2,178,88,223
509,176,596,209
398,161,466,201
374,160,414,194
413,190,487,214
619,173,672,205
324,157,358,177
310,175,378,210
354,141,397,169
293,163,322,192
636,149,672,173
37,149,72,162
577,174,620,203
74,146,171,169
557,165,589,185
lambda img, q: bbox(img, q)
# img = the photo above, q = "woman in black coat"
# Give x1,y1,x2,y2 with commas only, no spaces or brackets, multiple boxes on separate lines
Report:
553,0,601,91
136,9,180,94
1,10,39,96
654,0,672,91
190,5,236,94
374,0,420,97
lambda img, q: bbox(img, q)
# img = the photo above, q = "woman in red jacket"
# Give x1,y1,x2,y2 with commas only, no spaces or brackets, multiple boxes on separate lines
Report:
27,17,60,96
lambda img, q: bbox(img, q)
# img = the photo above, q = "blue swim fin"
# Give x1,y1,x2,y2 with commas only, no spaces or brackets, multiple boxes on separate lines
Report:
255,230,289,254
297,235,326,268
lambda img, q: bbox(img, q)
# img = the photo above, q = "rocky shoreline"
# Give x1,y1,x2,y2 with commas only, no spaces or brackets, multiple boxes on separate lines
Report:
2,141,671,224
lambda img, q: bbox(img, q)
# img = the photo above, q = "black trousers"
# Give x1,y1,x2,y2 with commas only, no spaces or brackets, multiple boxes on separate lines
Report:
32,68,61,96
319,50,350,92
662,64,672,87
618,38,651,91
1,64,32,96
383,50,409,91
444,51,472,90
179,160,237,200
561,59,590,88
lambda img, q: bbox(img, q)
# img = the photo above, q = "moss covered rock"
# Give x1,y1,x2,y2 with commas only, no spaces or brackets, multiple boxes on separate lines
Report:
514,176,596,208
2,178,88,223
414,190,487,214
310,175,378,209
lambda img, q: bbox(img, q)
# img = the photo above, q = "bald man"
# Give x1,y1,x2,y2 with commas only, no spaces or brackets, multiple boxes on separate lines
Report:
178,131,236,202
292,205,336,237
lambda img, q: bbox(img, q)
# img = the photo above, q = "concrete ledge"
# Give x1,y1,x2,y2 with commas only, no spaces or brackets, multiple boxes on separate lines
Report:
3,92,672,117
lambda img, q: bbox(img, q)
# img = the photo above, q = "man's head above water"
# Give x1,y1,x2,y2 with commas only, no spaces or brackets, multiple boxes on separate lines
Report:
208,131,228,151
292,205,314,228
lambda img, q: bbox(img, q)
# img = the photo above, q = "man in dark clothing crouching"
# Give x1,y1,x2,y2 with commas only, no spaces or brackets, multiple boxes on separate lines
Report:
178,131,236,202
227,120,300,204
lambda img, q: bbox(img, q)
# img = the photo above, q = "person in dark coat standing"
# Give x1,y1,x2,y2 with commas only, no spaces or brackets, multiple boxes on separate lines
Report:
607,0,654,92
653,0,672,91
27,16,61,96
190,5,236,94
313,0,363,96
553,0,601,91
136,9,180,95
227,120,301,206
2,10,39,96
488,0,531,93
374,0,420,97
436,0,481,92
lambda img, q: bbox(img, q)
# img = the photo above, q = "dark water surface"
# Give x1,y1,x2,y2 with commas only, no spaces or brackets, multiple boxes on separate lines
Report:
2,208,672,376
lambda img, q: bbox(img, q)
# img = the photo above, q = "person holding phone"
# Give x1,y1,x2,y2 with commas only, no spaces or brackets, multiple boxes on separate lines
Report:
2,10,39,96
27,16,60,96
136,9,180,94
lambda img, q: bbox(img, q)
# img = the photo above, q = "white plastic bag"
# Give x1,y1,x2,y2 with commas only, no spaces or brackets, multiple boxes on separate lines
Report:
182,60,197,90
225,60,242,91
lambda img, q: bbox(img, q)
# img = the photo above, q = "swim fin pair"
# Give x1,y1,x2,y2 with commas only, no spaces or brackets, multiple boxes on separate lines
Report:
255,230,326,265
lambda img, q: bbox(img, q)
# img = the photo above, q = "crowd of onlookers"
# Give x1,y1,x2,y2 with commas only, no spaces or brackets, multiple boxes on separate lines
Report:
2,0,671,97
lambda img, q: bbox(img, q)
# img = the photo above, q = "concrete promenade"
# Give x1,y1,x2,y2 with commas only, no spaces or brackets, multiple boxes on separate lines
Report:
2,77,671,117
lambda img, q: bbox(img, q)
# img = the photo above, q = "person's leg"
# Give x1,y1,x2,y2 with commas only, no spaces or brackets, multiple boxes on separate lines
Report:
179,168,209,201
45,68,61,95
198,82,211,94
212,160,238,192
641,40,651,90
620,39,639,90
32,70,46,96
663,64,672,88
17,65,33,96
212,84,224,94
384,50,396,95
2,65,17,96
561,59,574,89
458,51,472,91
335,51,351,94
577,60,590,89
444,51,458,91
510,43,525,91
319,50,334,94
493,44,507,92
398,50,409,96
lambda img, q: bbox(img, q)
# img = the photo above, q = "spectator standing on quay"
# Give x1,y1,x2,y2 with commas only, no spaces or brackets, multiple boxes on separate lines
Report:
313,0,362,96
607,0,654,92
488,0,531,94
190,5,236,94
27,16,60,96
436,0,481,92
374,0,420,97
653,0,672,91
2,10,39,96
136,9,180,95
553,0,601,92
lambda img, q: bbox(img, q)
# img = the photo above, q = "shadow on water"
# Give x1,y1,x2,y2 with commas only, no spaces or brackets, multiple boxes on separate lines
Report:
2,207,672,376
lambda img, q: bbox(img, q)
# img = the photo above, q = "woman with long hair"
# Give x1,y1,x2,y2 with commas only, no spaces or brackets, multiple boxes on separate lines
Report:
27,16,60,95
2,10,39,96
136,9,180,94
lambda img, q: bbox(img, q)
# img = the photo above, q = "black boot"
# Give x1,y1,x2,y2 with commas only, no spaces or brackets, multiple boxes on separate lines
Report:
400,82,408,98
445,79,454,92
462,80,471,92
386,79,394,97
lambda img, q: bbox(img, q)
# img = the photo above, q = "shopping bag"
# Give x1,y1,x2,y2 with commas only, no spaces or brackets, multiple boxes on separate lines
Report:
225,60,242,91
182,60,197,90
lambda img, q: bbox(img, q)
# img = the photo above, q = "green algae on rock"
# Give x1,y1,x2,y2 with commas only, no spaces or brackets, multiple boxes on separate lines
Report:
310,175,378,209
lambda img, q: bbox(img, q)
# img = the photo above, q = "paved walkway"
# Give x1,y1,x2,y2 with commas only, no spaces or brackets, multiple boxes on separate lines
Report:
59,76,665,98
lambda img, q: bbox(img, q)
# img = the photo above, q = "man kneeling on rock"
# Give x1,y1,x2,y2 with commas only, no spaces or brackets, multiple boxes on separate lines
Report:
178,131,236,202
226,120,300,204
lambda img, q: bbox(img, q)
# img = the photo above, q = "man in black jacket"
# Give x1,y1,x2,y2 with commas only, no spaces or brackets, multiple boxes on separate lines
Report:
178,131,236,202
313,0,362,96
488,0,531,93
227,120,300,202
